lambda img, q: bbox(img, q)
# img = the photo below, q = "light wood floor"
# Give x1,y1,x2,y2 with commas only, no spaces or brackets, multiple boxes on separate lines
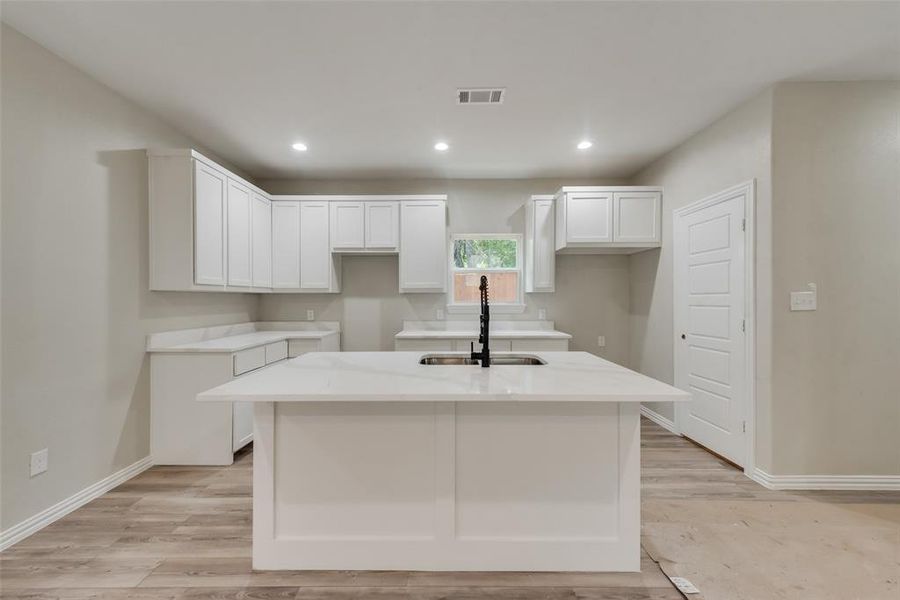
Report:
2,418,897,599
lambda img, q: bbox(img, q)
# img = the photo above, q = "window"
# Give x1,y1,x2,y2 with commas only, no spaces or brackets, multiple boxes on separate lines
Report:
449,234,523,311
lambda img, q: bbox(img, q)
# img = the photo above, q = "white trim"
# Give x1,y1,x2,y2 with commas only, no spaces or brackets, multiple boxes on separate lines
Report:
0,456,153,551
270,194,447,202
640,405,679,435
747,468,900,491
672,180,756,473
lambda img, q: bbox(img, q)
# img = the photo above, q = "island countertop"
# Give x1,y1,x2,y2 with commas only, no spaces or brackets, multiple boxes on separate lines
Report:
198,351,690,403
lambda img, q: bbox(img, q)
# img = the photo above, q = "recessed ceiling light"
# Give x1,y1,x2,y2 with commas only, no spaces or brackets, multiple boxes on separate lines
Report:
434,141,449,152
291,142,308,152
577,140,593,150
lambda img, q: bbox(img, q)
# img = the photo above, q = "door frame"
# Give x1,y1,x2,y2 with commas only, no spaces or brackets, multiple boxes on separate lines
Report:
672,180,756,474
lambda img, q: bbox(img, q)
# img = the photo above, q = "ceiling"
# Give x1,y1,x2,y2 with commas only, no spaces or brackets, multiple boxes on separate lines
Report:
2,1,898,180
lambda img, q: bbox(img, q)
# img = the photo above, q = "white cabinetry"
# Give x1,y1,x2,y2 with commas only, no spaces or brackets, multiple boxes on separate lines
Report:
330,200,400,252
299,202,340,290
193,161,228,286
251,193,272,288
613,191,661,243
272,201,301,288
365,201,400,250
526,195,555,293
271,200,340,292
227,179,252,287
330,202,365,250
149,149,272,291
399,199,447,292
554,187,662,253
150,329,340,466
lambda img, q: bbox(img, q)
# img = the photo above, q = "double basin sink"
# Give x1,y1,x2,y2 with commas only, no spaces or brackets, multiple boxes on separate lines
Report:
419,354,546,366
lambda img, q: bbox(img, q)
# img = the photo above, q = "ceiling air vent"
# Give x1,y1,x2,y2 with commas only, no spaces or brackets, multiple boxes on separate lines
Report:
457,88,505,105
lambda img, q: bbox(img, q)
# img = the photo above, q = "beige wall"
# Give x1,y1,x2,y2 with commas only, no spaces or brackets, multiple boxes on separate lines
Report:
770,82,900,475
259,178,631,359
628,89,774,472
0,25,259,530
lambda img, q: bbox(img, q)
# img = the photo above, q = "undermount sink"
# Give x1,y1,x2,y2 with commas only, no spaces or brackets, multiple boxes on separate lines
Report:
419,354,547,366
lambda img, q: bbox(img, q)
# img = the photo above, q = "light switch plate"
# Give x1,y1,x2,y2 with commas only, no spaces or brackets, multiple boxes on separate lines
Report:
436,308,445,320
306,309,315,321
30,448,48,477
597,336,606,347
790,283,817,311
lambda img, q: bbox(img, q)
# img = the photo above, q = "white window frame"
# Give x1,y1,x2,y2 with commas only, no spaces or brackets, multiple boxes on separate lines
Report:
447,233,525,314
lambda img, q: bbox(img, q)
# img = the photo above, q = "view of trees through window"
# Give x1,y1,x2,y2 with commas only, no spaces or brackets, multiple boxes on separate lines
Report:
451,237,520,304
453,239,517,269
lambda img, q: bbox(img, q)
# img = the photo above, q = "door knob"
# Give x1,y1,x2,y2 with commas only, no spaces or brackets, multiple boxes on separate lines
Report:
681,334,686,340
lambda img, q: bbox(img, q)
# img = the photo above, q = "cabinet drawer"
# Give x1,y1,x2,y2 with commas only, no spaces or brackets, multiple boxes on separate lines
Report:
288,338,320,358
265,341,288,364
233,346,266,376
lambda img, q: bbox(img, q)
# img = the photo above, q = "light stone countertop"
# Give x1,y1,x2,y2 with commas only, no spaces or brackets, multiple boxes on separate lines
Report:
198,351,689,403
394,319,572,340
148,330,339,353
145,321,340,354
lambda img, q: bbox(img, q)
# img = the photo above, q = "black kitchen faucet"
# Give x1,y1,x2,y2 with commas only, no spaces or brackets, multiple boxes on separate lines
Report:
470,275,491,367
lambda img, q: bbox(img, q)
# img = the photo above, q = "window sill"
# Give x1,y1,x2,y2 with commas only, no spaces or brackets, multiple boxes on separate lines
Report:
446,303,526,315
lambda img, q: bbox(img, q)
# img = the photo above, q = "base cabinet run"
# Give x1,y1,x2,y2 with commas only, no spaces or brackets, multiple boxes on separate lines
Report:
150,335,339,465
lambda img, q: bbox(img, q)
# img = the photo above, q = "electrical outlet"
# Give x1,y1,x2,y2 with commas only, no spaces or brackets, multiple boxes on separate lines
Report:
790,283,817,311
30,448,48,477
538,308,547,320
436,308,445,320
306,309,315,321
597,336,606,348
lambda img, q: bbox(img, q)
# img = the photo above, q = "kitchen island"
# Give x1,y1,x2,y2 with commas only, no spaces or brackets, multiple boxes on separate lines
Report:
199,351,689,572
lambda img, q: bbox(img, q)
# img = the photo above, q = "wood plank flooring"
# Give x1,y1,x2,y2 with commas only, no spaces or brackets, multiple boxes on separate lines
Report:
2,418,898,599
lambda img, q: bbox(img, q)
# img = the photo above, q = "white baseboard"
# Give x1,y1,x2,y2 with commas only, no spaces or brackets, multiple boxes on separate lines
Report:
748,468,900,491
0,456,153,551
640,405,679,435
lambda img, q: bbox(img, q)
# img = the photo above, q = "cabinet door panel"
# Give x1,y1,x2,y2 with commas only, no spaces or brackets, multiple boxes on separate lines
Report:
365,202,399,250
251,193,272,288
226,180,252,286
613,192,660,243
300,202,331,289
272,202,300,288
330,202,365,250
193,161,227,285
399,201,447,292
533,199,555,291
566,192,612,243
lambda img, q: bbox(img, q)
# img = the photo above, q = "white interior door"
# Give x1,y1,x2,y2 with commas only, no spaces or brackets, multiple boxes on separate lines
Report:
674,186,748,466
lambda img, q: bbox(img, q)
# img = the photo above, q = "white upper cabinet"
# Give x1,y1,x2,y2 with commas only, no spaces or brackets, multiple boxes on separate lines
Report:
330,202,365,250
251,192,272,288
299,202,339,291
272,201,301,288
193,160,228,286
364,202,399,250
399,200,447,293
613,191,661,243
526,196,555,293
555,187,662,253
226,179,252,287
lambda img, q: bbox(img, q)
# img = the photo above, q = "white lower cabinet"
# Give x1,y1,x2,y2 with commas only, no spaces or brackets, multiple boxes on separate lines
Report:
150,334,340,465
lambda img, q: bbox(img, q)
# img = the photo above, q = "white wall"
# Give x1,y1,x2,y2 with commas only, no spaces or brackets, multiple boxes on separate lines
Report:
259,179,632,358
628,89,774,471
769,82,900,476
0,25,259,530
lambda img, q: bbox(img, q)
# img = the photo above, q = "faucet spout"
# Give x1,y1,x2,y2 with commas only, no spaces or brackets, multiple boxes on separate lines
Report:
470,275,491,367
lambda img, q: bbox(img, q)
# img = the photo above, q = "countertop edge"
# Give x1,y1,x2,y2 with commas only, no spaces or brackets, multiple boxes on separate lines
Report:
148,330,340,354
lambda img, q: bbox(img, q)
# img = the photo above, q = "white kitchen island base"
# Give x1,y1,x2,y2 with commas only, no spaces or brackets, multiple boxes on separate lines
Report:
252,400,640,572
